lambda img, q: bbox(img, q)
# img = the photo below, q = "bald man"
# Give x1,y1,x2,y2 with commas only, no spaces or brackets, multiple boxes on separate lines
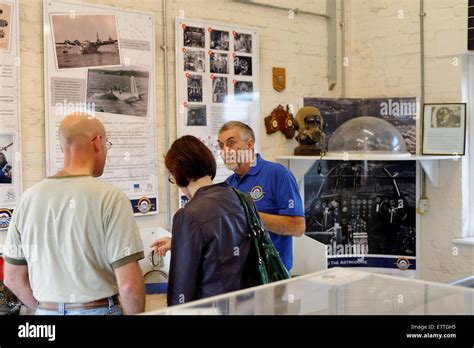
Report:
3,113,145,315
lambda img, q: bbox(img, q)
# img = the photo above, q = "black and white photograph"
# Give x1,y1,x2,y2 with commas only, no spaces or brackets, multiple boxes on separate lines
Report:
234,32,252,53
422,103,466,155
304,160,416,268
234,81,253,101
184,50,205,73
86,67,150,117
50,14,121,70
234,55,252,76
0,2,12,52
183,26,205,48
210,53,229,74
187,105,207,126
187,74,203,102
210,30,229,51
0,134,13,185
430,105,462,128
212,76,228,103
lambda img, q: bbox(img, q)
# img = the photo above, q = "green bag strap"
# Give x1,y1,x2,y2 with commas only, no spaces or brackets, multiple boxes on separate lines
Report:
232,188,262,234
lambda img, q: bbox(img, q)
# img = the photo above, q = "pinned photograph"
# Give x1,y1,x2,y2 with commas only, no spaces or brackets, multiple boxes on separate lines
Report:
234,81,253,101
0,2,12,52
212,76,227,103
86,66,150,117
184,50,205,73
187,75,203,102
183,26,205,48
187,105,207,126
234,32,252,53
234,55,252,76
50,14,121,70
210,30,229,51
210,53,229,74
0,134,13,185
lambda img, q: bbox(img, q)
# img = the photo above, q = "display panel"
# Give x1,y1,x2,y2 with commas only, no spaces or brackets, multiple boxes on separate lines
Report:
0,0,21,231
43,0,158,215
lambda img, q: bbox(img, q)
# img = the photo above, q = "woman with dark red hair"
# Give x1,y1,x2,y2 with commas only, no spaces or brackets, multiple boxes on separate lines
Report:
151,135,256,306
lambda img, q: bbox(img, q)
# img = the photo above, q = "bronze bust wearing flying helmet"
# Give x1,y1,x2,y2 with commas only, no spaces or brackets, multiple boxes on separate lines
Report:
294,106,326,155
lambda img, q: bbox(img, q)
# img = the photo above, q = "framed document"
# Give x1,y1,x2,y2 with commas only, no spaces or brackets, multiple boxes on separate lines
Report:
422,103,467,155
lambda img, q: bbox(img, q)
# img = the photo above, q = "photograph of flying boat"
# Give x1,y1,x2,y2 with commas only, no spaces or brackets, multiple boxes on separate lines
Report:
86,67,150,117
51,13,121,69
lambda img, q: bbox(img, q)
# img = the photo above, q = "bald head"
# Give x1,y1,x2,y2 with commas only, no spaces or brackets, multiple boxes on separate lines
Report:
58,113,108,177
59,113,105,150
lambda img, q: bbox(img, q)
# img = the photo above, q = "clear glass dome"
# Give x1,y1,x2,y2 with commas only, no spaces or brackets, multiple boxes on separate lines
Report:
328,116,409,155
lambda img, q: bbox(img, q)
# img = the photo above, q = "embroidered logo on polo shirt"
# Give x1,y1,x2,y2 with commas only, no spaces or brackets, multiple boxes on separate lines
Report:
0,208,12,229
250,186,264,201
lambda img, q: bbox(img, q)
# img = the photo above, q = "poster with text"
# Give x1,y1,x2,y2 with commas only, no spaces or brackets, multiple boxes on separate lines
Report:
44,0,158,215
176,18,260,184
0,0,21,231
304,160,417,277
303,98,417,154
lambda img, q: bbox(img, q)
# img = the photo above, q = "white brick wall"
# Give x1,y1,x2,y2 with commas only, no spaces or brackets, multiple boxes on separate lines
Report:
347,0,473,283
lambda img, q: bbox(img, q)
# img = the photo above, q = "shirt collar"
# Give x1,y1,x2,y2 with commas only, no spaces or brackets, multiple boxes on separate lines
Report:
247,153,264,176
229,154,265,183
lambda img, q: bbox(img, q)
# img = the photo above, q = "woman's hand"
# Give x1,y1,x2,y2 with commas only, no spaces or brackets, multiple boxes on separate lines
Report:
150,237,172,257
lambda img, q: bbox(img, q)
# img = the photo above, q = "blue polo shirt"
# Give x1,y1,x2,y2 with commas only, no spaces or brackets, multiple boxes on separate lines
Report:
226,154,304,271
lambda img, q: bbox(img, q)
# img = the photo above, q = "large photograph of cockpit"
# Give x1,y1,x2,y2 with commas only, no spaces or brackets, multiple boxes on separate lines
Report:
304,160,416,261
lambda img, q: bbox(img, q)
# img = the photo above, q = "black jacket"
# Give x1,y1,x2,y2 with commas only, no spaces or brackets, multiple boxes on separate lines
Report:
167,182,256,306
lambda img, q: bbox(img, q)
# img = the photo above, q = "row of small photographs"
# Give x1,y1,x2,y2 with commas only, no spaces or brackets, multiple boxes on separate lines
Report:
50,13,122,70
184,25,252,54
187,75,253,103
184,50,252,76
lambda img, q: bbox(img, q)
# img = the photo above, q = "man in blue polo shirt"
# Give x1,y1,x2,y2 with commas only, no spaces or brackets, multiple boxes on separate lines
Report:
218,121,305,272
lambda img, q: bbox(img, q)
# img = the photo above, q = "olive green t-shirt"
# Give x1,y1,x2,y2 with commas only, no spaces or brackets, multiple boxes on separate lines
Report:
3,176,144,303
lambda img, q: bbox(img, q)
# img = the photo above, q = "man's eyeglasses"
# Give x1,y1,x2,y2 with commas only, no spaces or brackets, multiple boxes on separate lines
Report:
168,175,175,184
105,139,112,150
217,139,238,150
91,135,112,150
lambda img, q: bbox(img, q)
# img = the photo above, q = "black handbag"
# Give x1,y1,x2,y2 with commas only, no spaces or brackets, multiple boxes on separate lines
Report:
233,188,291,285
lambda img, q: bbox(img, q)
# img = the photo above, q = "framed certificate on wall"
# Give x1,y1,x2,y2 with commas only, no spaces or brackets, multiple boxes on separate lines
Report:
422,103,467,155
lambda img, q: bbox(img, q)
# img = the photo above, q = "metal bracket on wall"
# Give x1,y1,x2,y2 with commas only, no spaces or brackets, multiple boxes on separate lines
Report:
236,0,338,91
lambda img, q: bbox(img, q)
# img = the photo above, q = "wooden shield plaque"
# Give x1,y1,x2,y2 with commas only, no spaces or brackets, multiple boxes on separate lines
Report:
273,67,286,92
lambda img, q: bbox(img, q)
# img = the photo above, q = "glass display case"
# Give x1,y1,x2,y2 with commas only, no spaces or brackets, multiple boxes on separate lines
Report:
328,116,410,157
145,268,474,315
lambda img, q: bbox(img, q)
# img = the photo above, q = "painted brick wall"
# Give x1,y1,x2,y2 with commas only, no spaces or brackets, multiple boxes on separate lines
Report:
347,0,473,283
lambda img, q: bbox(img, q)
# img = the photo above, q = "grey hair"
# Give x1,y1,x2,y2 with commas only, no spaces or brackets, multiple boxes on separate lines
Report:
218,121,255,141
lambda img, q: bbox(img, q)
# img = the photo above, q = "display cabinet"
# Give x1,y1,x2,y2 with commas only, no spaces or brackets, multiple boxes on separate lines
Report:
145,268,474,315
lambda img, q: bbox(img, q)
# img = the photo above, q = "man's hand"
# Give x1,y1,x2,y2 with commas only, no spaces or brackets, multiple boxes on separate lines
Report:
3,263,38,311
150,237,172,257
